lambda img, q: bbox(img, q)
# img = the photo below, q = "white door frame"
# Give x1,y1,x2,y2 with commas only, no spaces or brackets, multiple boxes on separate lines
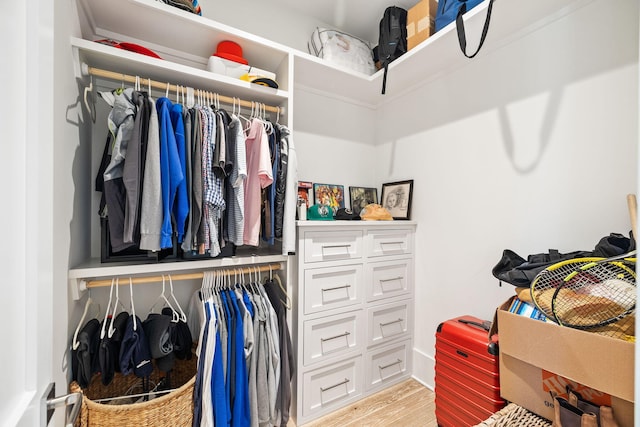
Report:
0,0,55,424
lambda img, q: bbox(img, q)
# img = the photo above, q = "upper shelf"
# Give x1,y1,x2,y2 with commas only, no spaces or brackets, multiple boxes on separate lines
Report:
72,37,290,108
76,0,291,74
76,0,596,107
293,0,597,106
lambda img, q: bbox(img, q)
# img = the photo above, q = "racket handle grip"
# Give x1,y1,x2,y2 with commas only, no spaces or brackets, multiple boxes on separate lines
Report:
627,194,637,239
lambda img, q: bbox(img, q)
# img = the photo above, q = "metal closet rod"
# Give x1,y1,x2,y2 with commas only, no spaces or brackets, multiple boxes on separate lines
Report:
85,262,282,289
85,65,282,114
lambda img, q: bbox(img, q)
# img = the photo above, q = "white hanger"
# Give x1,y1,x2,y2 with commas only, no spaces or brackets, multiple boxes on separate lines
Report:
165,82,170,98
187,86,195,108
167,275,188,322
83,75,96,123
273,272,292,310
100,278,116,340
237,98,251,129
107,277,128,338
129,277,138,331
149,275,179,322
72,293,99,350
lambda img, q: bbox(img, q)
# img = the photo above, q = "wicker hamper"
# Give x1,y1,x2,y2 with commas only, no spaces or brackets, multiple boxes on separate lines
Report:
69,355,197,427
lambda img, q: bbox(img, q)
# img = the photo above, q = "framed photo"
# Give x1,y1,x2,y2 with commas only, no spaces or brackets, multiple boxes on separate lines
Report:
349,186,378,215
381,180,413,220
297,181,313,208
313,183,345,210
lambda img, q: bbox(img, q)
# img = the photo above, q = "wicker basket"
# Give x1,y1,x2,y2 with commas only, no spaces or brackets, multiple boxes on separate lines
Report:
70,355,197,427
474,403,552,427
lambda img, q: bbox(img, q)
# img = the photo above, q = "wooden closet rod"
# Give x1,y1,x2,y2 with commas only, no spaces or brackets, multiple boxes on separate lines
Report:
85,65,282,114
85,262,282,289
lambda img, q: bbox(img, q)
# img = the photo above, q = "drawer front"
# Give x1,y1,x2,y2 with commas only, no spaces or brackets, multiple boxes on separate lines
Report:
367,259,412,302
366,229,413,258
304,264,363,314
302,356,363,418
304,230,363,263
365,340,411,391
367,300,412,346
303,310,364,366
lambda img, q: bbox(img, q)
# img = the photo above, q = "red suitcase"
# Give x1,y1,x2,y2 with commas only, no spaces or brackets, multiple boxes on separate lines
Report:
435,315,505,427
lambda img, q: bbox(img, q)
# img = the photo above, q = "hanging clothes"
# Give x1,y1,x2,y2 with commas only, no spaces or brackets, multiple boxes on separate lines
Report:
95,84,294,261
243,119,273,247
280,124,297,255
189,270,291,427
122,90,150,246
170,102,189,243
99,88,137,253
139,95,163,251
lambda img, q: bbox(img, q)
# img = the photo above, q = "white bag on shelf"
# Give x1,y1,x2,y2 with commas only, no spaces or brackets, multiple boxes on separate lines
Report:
308,27,376,75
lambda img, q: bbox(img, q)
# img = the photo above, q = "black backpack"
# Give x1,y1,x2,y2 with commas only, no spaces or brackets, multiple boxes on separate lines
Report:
378,6,407,95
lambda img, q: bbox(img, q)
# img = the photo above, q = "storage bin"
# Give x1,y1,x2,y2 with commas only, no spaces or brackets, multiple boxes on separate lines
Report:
70,356,196,427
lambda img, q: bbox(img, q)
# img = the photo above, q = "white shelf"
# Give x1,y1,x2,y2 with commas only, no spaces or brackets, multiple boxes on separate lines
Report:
76,0,595,106
293,0,597,106
76,0,292,75
72,37,289,107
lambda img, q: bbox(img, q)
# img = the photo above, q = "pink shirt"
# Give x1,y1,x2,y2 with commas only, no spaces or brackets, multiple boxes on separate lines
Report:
243,119,273,246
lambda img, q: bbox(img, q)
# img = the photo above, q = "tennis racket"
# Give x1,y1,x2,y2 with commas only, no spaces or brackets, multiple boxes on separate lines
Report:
530,251,636,333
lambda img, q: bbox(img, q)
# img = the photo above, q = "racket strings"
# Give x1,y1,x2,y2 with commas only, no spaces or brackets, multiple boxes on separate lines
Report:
531,259,636,340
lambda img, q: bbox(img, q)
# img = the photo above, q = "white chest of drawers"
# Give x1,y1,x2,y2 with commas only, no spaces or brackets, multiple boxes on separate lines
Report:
292,221,416,425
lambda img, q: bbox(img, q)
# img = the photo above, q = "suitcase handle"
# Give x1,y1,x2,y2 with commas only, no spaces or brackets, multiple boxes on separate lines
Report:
457,318,491,332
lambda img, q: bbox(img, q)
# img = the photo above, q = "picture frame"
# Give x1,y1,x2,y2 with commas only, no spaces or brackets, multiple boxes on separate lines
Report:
313,183,345,210
349,186,378,215
381,179,413,220
297,181,313,208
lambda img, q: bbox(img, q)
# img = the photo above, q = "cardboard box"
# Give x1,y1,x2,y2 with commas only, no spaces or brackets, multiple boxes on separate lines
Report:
406,0,438,51
494,297,634,427
206,56,276,81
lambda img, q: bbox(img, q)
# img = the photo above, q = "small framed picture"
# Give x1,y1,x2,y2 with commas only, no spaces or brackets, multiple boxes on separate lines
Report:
313,183,345,210
381,180,413,220
349,186,378,215
297,181,313,208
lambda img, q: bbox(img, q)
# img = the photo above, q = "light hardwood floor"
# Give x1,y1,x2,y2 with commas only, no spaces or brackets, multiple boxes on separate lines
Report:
291,379,437,427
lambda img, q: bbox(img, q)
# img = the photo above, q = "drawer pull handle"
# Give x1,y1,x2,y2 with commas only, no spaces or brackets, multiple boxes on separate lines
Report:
320,378,350,392
321,331,351,342
381,241,404,246
380,318,404,328
379,276,403,282
322,284,351,292
379,358,402,370
322,244,351,249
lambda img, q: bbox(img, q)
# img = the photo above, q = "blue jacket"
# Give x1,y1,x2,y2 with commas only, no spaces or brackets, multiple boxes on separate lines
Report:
156,97,184,249
170,103,189,243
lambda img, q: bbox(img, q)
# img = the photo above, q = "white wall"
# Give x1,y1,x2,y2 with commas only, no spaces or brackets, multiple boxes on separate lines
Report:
376,0,639,386
55,0,92,399
293,87,379,200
